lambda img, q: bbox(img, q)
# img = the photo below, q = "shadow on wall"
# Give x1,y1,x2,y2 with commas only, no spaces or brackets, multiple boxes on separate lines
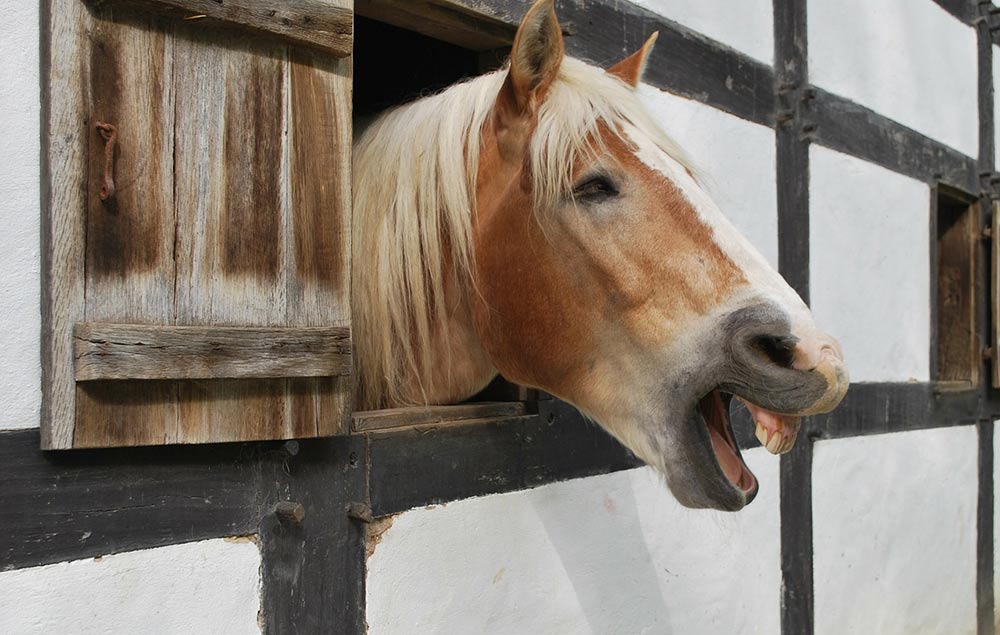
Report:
529,471,675,634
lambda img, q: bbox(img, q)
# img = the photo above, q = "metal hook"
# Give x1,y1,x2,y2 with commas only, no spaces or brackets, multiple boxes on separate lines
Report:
95,122,117,202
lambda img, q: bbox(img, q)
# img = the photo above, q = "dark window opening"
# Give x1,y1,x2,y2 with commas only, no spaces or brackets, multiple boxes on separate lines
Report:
353,16,505,119
934,185,979,389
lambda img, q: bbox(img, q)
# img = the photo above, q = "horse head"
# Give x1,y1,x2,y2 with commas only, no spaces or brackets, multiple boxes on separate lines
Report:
471,0,847,510
353,0,848,511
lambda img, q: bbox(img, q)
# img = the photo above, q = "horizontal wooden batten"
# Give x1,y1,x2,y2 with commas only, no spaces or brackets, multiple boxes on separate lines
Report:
352,401,527,432
74,323,351,381
93,0,354,57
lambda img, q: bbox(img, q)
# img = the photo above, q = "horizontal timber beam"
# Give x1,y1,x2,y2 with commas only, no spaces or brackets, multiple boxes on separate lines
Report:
92,0,353,57
353,401,528,432
1,382,997,569
809,87,980,194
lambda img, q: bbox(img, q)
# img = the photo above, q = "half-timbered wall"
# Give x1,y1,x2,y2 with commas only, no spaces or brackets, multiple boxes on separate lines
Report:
1,1,998,633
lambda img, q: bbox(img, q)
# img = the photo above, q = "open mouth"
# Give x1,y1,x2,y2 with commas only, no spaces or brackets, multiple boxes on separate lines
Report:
697,390,758,498
697,387,806,502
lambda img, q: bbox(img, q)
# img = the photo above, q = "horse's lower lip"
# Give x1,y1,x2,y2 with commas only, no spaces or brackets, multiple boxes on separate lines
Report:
697,389,758,496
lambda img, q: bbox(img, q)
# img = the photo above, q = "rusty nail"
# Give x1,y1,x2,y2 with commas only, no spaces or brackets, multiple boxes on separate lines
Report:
275,501,306,524
346,502,373,523
95,122,117,202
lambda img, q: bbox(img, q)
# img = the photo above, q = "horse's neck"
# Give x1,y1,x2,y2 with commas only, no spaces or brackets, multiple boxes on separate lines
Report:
404,265,497,406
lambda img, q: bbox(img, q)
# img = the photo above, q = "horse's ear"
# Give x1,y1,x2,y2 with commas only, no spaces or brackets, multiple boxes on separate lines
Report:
506,0,564,113
608,32,659,88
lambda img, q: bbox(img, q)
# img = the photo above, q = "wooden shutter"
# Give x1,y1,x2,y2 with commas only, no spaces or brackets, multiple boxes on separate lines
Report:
41,0,354,448
993,201,1000,389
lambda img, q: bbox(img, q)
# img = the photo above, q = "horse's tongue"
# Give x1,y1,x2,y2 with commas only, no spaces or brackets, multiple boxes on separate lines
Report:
741,399,801,455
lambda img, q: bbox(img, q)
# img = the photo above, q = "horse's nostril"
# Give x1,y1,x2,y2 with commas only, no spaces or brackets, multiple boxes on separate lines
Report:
752,334,797,370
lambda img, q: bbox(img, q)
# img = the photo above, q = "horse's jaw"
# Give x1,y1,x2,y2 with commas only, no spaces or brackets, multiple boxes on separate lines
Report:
641,392,758,512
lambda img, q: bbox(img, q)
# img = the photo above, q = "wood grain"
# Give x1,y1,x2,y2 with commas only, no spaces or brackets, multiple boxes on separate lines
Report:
287,44,353,436
97,0,353,57
74,6,180,448
353,402,526,432
74,323,351,380
994,201,999,389
41,0,91,448
45,0,354,448
172,30,296,441
355,0,515,51
935,191,978,388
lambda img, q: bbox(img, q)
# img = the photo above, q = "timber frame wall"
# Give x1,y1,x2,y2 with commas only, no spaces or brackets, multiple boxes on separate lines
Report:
4,0,1000,632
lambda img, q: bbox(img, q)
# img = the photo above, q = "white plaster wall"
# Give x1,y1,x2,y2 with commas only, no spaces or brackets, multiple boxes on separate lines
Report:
809,145,930,382
0,538,262,634
0,1,41,430
809,0,978,158
638,85,778,268
367,448,781,635
630,0,773,64
813,426,978,635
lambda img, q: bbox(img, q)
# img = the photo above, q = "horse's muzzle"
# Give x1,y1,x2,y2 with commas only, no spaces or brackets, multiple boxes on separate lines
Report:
717,304,850,416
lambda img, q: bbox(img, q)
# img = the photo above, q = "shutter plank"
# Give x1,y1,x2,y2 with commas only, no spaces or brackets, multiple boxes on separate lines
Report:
172,31,300,442
287,46,353,436
74,8,179,448
97,0,353,58
41,0,90,449
74,323,351,380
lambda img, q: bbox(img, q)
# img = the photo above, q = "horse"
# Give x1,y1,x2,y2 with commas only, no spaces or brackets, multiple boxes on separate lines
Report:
351,0,849,511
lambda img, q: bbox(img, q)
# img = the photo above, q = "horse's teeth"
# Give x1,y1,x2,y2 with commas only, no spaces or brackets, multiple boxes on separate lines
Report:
754,421,769,447
766,433,783,454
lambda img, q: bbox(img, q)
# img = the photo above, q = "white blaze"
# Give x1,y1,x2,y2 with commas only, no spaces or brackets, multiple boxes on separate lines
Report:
623,123,812,326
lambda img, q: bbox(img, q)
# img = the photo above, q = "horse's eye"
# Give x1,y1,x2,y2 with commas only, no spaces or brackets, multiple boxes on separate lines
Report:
573,175,619,202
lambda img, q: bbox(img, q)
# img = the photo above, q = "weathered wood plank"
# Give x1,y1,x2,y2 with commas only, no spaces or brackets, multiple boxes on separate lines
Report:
287,44,353,436
74,7,180,449
97,0,353,58
41,0,91,449
172,30,297,441
353,402,526,432
355,0,515,51
994,201,1000,389
74,323,351,380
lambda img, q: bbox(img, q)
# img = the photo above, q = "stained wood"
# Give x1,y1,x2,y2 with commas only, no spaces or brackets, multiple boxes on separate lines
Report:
75,6,179,448
41,0,91,449
44,0,354,449
97,0,353,57
172,30,299,442
993,201,999,389
353,402,527,432
287,46,354,436
935,190,978,388
355,0,516,51
74,323,351,380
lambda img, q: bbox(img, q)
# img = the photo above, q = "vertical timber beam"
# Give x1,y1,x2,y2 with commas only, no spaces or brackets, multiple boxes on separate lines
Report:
260,437,368,634
977,5,996,633
774,0,814,633
979,419,995,635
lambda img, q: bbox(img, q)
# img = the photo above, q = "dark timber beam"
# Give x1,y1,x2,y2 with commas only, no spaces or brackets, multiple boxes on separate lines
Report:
773,0,814,633
810,88,980,195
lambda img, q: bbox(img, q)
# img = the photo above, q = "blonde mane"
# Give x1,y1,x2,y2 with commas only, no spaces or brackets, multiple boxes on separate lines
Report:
352,57,695,409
